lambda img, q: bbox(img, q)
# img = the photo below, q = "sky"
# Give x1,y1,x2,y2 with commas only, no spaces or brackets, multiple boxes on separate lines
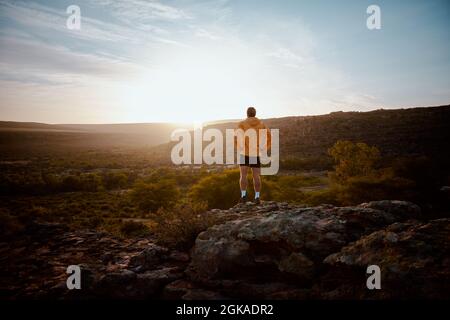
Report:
0,0,449,124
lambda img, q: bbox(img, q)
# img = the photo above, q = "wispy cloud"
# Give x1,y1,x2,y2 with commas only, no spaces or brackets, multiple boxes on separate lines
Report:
0,35,144,84
266,47,306,69
0,0,186,45
93,0,190,20
0,1,129,42
6,0,445,123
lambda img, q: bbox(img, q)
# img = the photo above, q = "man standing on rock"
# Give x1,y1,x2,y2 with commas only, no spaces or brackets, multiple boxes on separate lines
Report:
235,107,271,204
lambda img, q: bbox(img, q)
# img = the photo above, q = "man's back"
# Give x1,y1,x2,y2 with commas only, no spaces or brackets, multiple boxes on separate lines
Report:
237,116,266,131
236,116,271,157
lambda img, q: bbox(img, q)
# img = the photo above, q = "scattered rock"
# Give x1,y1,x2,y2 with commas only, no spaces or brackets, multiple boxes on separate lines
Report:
99,269,137,287
2,200,448,300
322,218,450,299
187,200,422,299
134,267,183,298
128,245,169,272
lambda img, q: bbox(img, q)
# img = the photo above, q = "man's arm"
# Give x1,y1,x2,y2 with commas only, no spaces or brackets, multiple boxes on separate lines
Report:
264,123,272,150
234,122,242,149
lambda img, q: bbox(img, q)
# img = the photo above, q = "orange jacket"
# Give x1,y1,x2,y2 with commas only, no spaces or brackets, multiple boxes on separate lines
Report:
234,117,271,156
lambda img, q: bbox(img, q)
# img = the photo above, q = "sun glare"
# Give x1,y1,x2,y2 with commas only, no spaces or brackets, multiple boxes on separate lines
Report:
121,42,267,123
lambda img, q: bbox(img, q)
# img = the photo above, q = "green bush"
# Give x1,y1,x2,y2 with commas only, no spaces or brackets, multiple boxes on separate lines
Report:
102,172,128,190
189,170,241,209
334,173,415,205
150,201,219,250
189,169,275,209
305,188,340,206
328,140,380,184
298,141,432,207
130,179,179,212
189,169,326,208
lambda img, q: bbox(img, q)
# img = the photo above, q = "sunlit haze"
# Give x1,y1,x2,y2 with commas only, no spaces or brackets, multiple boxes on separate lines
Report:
0,0,449,124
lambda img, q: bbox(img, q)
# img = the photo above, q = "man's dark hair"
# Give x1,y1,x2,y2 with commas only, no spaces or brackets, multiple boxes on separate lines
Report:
247,107,256,117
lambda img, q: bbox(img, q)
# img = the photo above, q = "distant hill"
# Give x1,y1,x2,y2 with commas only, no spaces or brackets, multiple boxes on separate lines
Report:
60,123,191,135
0,121,191,152
0,121,77,132
1,105,449,165
204,105,450,161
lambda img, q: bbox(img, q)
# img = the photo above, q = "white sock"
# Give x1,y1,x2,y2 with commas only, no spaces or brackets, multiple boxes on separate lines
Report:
255,192,260,199
241,190,247,197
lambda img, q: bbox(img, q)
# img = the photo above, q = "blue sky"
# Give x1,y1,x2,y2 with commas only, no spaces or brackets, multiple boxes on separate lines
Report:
0,0,449,123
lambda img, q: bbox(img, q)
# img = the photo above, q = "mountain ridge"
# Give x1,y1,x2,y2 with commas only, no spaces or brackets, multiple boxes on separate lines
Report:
2,104,449,131
1,104,449,163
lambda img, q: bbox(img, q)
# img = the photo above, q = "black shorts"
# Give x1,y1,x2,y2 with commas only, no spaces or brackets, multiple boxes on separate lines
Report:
239,155,261,168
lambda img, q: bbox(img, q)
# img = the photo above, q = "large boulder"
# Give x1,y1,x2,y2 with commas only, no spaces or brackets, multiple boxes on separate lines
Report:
322,218,450,299
187,200,422,298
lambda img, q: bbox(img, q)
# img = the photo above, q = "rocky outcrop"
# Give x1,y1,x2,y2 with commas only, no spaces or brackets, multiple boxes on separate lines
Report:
186,200,423,298
0,222,187,299
184,201,449,299
2,200,448,299
322,218,450,299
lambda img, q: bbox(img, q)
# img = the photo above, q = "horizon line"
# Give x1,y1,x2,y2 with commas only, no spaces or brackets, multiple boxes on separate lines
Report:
0,104,449,126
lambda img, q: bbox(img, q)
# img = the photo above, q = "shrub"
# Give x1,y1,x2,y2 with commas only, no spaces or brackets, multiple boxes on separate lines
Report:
119,220,151,237
130,179,179,212
61,175,82,191
305,188,340,206
333,173,415,205
189,169,288,209
189,170,241,209
102,172,128,190
79,173,103,192
150,201,220,250
84,216,104,229
328,140,380,184
300,141,430,207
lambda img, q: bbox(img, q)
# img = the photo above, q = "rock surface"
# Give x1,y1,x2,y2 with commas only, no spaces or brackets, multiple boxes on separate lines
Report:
0,222,186,299
1,200,448,299
322,218,450,299
187,200,422,294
